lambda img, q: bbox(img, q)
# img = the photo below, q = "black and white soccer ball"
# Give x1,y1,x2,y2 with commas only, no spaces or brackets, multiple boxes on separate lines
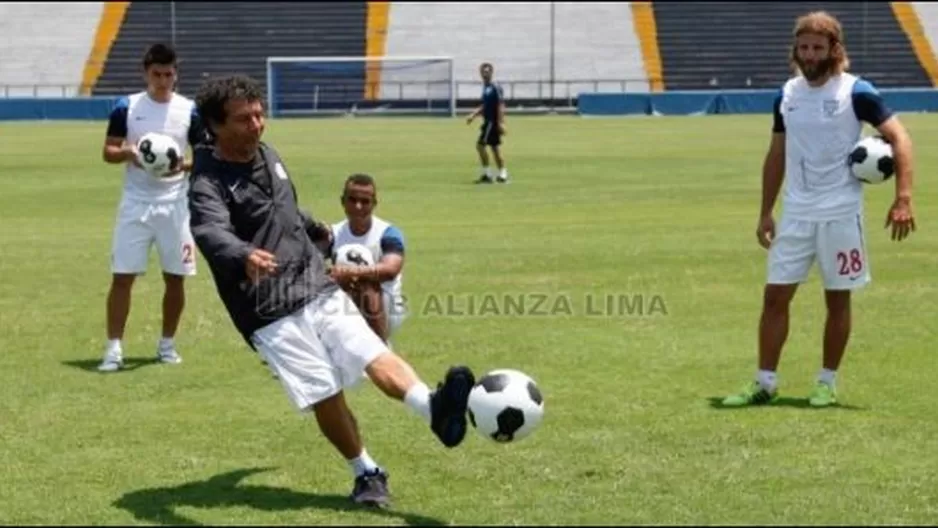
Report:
468,369,544,443
848,135,894,185
136,132,181,178
334,243,375,267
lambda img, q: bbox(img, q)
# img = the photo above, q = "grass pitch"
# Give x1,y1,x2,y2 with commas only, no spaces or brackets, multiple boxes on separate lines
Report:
1,114,937,525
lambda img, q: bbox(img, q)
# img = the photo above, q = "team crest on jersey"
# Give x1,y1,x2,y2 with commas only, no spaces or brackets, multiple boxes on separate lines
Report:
274,162,288,180
823,99,839,117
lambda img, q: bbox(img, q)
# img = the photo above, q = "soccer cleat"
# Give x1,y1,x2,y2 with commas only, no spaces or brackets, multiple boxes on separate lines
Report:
475,174,494,184
808,382,837,407
721,381,778,407
430,365,475,447
496,172,509,183
157,343,182,365
350,468,391,507
97,351,123,372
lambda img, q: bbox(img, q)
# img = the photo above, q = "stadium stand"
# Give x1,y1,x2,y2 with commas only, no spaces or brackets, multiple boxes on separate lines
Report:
5,1,938,120
0,2,103,97
651,1,936,90
380,2,650,102
92,2,368,99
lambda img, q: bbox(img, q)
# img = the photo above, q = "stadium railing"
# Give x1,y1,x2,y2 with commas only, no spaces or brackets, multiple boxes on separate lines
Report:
4,79,938,120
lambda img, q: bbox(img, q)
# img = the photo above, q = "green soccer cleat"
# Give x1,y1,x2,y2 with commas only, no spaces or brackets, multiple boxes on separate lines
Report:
721,381,778,407
808,382,837,407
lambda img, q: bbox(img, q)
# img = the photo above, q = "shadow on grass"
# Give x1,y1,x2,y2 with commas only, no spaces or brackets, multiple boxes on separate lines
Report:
707,396,868,411
113,467,447,526
62,357,162,373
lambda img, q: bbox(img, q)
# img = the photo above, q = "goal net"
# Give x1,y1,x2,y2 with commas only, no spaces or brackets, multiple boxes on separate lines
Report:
265,56,455,117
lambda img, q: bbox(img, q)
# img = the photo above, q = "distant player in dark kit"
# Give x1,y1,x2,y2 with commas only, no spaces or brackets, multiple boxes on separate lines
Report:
467,62,509,183
188,74,476,508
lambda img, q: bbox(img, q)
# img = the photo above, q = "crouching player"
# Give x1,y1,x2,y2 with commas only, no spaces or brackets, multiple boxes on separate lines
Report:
330,174,407,344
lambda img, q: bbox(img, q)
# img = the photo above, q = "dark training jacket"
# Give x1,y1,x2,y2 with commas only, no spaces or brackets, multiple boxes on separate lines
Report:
188,142,335,347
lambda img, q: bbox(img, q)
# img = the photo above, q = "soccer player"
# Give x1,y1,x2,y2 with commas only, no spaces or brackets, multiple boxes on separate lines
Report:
98,43,205,372
187,74,475,507
330,174,407,344
722,11,916,408
466,62,509,183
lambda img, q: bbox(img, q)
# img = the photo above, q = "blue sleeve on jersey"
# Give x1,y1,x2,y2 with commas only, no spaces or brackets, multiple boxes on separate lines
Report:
852,79,894,127
188,107,207,146
380,225,405,255
106,97,129,138
772,90,785,133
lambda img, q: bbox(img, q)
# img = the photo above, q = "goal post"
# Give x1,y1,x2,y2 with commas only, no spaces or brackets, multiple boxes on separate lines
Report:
265,55,456,118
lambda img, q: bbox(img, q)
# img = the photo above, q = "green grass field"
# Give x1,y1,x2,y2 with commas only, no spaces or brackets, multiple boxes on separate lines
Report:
2,114,937,525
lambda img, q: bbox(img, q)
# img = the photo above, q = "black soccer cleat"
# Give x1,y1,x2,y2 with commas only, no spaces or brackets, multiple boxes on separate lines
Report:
430,365,476,448
350,468,390,508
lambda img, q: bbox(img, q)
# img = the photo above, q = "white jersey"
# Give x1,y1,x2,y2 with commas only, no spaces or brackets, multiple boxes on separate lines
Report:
331,216,405,301
106,91,203,203
774,72,894,221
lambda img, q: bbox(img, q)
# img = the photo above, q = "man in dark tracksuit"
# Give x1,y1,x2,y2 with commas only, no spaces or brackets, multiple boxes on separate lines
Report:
187,75,476,508
466,62,509,183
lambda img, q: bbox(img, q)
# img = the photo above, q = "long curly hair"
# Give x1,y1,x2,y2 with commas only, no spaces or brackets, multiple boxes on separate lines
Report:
789,11,850,76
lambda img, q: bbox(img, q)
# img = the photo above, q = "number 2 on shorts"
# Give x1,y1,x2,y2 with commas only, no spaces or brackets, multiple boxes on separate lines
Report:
182,243,194,264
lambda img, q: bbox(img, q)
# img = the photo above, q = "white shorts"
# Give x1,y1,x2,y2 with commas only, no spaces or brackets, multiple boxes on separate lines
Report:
250,288,390,412
111,197,196,276
767,213,871,290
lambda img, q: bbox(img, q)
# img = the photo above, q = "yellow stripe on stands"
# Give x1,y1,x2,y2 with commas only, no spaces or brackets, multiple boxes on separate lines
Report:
630,2,664,92
80,2,131,96
364,1,391,100
891,2,938,87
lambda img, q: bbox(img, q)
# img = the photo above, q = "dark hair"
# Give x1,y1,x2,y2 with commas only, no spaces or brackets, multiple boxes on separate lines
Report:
195,74,264,129
480,62,494,71
343,173,376,194
143,43,177,70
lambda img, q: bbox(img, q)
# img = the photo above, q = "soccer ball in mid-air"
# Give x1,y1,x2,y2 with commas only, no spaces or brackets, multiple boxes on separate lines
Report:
848,135,894,184
334,243,375,267
136,132,181,177
468,369,544,443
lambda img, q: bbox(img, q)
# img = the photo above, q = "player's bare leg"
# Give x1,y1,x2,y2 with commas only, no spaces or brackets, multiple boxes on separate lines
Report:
759,284,799,374
722,283,798,406
106,274,136,340
491,145,508,183
311,351,475,506
475,142,493,183
311,391,389,506
365,351,475,448
99,273,136,372
822,290,851,371
157,272,185,364
810,290,850,406
313,392,362,460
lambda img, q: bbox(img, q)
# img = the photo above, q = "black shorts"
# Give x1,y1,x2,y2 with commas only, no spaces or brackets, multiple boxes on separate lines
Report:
477,121,501,147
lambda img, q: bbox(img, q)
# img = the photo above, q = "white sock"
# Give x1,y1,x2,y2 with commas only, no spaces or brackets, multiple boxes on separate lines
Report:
106,339,122,355
498,167,508,179
818,368,836,386
757,369,777,392
404,382,431,424
158,337,174,349
480,165,490,177
347,448,380,477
